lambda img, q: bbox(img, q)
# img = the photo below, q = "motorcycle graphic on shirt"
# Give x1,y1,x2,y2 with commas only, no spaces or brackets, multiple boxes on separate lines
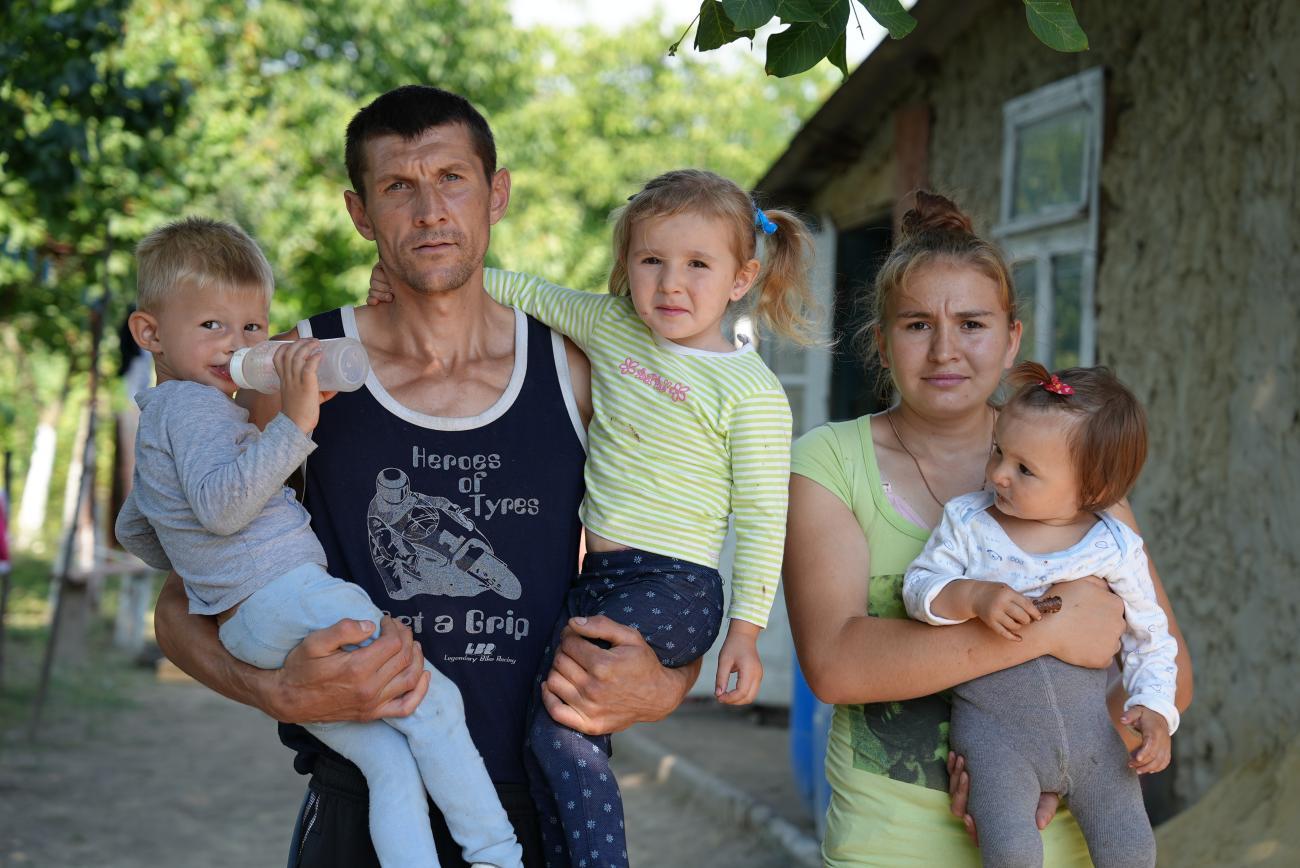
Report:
367,468,523,601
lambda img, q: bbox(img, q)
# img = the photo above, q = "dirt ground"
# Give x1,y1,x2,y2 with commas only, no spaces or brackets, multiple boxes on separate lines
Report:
0,666,792,867
1152,736,1300,868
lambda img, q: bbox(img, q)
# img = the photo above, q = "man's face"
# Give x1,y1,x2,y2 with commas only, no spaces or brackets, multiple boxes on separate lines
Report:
344,123,509,296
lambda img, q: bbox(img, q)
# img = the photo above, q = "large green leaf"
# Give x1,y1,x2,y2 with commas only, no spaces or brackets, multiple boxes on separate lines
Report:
723,0,779,30
776,0,841,25
765,0,849,77
1023,0,1088,52
826,29,848,76
695,0,755,51
856,0,916,40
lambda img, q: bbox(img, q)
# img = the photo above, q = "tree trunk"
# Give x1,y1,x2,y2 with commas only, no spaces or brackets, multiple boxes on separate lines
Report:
1,450,12,688
15,409,60,551
15,364,72,551
50,394,97,664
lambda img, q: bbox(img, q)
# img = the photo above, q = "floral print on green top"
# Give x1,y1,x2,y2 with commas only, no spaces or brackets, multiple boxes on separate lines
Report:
847,571,952,791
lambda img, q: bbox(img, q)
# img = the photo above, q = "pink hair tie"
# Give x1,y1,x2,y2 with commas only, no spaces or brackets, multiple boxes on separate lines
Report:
1040,374,1074,396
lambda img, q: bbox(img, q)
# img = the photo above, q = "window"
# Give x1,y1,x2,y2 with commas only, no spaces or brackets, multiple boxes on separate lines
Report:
760,216,836,435
997,68,1103,368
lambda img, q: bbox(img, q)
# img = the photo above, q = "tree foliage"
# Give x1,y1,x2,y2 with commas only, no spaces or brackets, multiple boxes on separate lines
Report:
674,0,1089,77
0,0,188,352
0,0,834,518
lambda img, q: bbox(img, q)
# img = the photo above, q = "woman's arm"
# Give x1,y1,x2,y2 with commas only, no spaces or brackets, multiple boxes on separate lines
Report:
784,474,1125,706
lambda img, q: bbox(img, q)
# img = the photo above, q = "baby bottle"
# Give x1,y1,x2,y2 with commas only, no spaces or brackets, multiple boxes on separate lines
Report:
229,337,369,394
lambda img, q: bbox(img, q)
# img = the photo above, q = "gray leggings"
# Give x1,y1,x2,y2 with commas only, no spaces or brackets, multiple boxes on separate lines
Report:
951,657,1156,868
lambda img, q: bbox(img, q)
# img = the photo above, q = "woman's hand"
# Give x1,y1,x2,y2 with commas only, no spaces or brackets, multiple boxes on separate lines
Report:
947,751,1062,846
947,751,978,844
1042,576,1124,668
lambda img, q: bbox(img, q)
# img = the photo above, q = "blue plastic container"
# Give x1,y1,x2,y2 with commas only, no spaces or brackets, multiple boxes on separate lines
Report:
789,653,833,835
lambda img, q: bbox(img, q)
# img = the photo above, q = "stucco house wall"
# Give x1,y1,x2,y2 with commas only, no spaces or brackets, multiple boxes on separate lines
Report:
785,0,1299,805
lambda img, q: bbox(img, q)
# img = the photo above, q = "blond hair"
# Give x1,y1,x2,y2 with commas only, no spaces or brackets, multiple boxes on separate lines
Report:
135,217,274,313
608,169,819,345
858,191,1018,393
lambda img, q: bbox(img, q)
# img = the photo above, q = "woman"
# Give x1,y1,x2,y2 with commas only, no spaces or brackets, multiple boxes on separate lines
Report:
783,192,1193,865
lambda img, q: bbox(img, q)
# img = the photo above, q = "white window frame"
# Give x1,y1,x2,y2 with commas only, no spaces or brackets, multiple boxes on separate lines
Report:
996,68,1104,367
760,214,835,436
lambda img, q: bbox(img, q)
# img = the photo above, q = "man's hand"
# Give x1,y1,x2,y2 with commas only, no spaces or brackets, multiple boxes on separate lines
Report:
1122,705,1172,774
541,615,698,735
274,338,324,435
714,619,763,706
265,615,430,724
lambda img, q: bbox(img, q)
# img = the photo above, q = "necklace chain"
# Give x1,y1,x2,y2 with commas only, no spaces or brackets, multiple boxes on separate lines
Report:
885,408,995,509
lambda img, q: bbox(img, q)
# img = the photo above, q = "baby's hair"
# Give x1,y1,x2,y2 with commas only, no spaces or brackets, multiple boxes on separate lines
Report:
1004,361,1148,512
135,217,274,313
858,191,1018,391
607,169,819,345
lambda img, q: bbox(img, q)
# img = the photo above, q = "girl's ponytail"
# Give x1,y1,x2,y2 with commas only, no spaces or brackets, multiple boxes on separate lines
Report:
751,208,820,347
1006,360,1053,392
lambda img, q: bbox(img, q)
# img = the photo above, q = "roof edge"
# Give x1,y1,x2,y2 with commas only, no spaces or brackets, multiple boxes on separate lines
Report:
756,0,997,209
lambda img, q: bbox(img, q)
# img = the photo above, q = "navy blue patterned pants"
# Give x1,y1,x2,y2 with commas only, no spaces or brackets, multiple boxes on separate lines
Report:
526,549,724,868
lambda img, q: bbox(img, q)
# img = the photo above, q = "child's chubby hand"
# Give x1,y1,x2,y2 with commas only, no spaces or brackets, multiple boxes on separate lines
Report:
1121,705,1172,774
275,338,325,435
714,619,763,706
367,261,395,306
970,582,1042,641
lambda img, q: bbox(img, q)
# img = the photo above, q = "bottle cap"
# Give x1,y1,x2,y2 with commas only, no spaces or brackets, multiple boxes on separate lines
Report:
228,347,254,391
334,340,369,389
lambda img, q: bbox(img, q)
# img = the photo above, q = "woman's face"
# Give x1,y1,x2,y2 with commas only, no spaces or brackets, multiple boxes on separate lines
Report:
878,260,1021,418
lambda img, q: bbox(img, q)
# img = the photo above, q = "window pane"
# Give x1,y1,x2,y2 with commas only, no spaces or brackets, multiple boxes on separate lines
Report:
764,333,806,376
784,383,805,435
1012,261,1038,362
1011,108,1089,219
1051,253,1083,369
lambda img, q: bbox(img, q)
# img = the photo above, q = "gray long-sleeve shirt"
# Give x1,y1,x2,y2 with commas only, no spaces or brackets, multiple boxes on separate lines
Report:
114,379,327,615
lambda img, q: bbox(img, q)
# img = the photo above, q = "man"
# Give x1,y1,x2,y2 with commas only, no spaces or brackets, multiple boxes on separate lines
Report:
153,85,700,867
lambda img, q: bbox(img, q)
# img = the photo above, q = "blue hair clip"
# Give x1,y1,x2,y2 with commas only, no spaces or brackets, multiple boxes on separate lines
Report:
754,206,778,236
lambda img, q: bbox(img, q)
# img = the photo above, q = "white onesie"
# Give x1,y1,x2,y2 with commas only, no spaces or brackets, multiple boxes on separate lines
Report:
903,490,1179,731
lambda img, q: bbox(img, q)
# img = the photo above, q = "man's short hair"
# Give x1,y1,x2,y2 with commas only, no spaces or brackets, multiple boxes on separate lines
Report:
135,217,274,313
344,85,497,199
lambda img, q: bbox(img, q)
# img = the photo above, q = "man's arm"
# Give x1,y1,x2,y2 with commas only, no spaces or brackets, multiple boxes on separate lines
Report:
540,616,700,734
562,337,593,428
154,572,430,722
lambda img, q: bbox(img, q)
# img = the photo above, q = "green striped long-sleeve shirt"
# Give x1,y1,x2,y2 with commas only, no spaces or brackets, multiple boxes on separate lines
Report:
483,268,791,628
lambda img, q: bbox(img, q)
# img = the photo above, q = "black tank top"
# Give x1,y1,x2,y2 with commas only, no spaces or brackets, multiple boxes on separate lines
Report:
279,306,586,784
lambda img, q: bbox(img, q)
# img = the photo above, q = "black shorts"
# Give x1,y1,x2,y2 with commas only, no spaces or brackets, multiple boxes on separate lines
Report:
288,753,546,867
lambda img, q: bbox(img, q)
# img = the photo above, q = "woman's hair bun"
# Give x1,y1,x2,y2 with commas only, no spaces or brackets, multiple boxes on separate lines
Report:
900,190,975,239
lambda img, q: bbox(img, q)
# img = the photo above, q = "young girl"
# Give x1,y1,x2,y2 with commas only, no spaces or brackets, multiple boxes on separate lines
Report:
370,168,815,867
902,361,1179,868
